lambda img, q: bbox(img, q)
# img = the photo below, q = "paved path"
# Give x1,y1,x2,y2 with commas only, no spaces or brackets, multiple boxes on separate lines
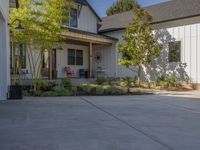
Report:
0,95,200,150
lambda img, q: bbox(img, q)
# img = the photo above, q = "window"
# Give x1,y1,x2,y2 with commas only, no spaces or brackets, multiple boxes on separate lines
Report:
168,41,181,62
76,50,83,65
10,42,26,70
62,7,78,28
70,8,78,28
68,49,83,65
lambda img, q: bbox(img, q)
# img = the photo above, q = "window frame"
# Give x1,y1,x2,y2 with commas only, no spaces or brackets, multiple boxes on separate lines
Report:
62,6,78,28
68,49,83,66
168,41,181,63
69,7,78,28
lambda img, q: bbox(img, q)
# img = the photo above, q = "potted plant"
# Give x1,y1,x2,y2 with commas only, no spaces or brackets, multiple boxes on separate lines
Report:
9,84,23,100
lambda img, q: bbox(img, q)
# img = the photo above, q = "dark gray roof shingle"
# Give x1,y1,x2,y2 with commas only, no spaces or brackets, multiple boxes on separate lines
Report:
99,0,200,33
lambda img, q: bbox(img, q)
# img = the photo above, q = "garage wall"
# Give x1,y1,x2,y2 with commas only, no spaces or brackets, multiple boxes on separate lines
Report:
0,0,10,100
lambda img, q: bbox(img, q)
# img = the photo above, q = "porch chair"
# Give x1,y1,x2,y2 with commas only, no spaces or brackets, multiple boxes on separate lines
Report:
65,66,75,78
79,69,85,78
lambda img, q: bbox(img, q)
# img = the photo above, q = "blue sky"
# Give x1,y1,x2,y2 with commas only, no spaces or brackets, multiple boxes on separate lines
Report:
87,0,169,17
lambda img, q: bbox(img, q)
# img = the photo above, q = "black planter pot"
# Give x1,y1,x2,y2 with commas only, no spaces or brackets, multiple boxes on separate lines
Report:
9,85,23,100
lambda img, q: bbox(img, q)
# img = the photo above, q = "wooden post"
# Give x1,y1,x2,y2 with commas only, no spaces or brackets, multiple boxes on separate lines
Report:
89,42,93,78
49,50,52,80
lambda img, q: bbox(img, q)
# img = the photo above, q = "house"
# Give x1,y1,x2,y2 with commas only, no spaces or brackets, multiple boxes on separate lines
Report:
12,0,200,90
99,0,200,89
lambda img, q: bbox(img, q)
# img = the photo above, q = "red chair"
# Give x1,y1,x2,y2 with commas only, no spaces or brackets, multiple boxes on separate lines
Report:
65,67,75,77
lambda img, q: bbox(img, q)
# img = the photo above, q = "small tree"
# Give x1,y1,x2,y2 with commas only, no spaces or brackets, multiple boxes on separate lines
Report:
118,4,161,85
106,0,137,16
10,0,72,91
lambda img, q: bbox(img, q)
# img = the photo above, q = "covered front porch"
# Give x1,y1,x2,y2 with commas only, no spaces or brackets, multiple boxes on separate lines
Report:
48,29,117,80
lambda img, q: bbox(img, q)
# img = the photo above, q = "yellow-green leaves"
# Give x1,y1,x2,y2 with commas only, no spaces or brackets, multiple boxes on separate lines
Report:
10,0,72,51
118,2,161,70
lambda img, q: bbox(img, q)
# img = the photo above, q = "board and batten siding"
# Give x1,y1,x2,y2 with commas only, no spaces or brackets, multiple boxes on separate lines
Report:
102,30,137,78
93,44,117,77
0,0,10,100
56,44,89,78
77,5,98,33
102,16,200,84
153,16,200,84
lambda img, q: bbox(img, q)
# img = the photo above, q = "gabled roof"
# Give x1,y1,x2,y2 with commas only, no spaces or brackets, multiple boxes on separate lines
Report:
75,0,101,21
99,0,200,33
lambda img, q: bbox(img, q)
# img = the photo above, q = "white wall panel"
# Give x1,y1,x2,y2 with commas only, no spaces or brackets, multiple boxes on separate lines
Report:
78,5,98,33
103,17,200,83
0,0,9,100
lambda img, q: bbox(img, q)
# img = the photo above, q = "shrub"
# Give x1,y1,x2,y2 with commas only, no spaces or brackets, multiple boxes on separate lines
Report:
41,85,73,97
96,77,107,85
95,86,105,95
157,75,180,88
122,77,135,92
104,86,125,95
78,84,96,94
35,80,55,91
61,78,72,90
41,90,72,97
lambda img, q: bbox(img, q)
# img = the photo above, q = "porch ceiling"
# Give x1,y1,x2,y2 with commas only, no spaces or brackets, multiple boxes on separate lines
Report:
62,29,118,45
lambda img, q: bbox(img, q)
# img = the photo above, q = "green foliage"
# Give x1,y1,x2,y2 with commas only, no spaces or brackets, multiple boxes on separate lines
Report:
104,86,125,95
107,78,120,86
10,0,72,50
61,78,72,90
106,0,137,16
96,77,107,85
95,86,105,95
41,85,73,97
78,84,96,94
35,80,55,91
78,84,125,95
118,3,161,85
10,0,72,91
122,77,136,92
122,77,135,86
157,75,180,88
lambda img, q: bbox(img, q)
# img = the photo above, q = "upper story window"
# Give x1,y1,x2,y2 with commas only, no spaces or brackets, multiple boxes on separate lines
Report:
70,8,78,28
62,7,78,28
168,41,181,62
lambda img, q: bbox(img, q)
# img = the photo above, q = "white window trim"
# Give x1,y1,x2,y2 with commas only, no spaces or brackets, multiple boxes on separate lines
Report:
68,49,83,66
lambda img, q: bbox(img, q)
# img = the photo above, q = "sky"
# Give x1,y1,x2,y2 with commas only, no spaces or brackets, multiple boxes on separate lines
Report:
87,0,169,17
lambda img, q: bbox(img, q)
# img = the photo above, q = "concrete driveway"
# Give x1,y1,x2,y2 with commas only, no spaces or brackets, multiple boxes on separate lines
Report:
0,95,200,150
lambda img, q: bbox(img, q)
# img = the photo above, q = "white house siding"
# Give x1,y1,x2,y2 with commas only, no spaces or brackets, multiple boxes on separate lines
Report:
93,43,117,77
103,30,137,78
56,44,89,78
102,16,200,84
77,5,98,33
0,0,10,100
153,16,200,84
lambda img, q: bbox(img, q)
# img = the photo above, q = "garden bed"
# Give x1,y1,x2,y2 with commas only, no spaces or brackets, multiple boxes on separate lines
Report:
23,76,194,97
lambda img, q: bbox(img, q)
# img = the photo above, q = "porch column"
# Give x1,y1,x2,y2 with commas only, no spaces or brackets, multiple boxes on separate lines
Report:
49,50,52,80
89,42,93,78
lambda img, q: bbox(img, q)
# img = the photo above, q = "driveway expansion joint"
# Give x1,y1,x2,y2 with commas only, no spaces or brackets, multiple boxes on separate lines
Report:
79,96,174,150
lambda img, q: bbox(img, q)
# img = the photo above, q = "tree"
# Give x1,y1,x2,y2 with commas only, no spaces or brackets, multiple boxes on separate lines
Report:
10,0,72,91
106,0,138,16
118,4,161,85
